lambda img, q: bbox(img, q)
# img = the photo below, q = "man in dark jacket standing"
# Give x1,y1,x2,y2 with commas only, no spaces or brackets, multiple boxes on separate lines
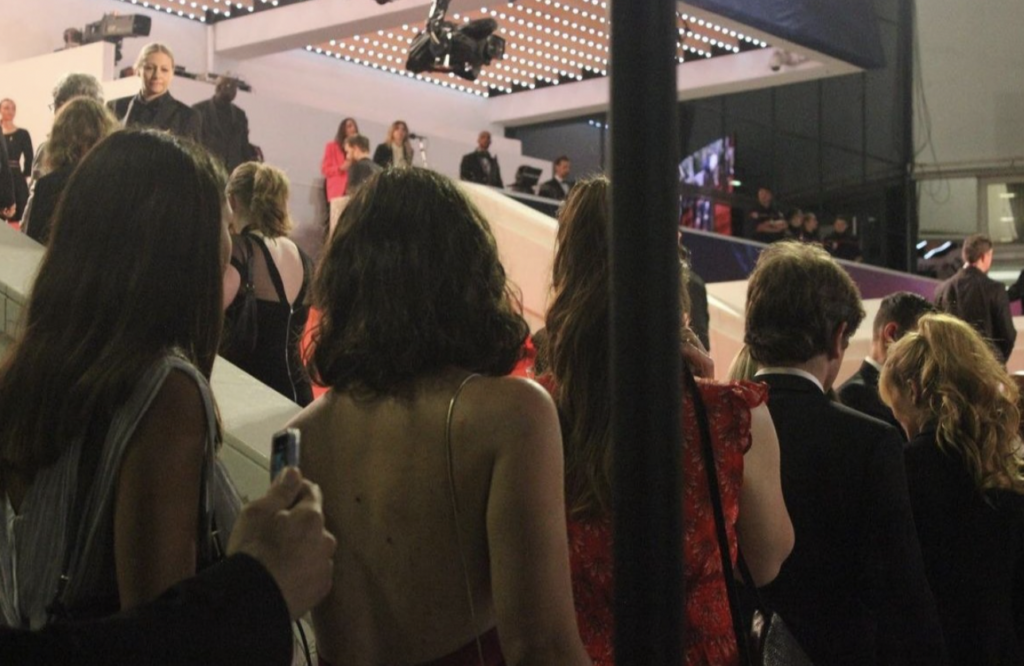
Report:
746,242,946,665
934,233,1016,363
193,76,254,174
459,131,503,188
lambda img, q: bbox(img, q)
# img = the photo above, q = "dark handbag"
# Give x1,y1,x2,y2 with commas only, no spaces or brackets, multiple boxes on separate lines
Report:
223,232,259,355
685,369,812,666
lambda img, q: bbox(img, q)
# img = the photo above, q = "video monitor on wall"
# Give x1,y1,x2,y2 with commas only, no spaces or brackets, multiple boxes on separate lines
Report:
678,136,735,235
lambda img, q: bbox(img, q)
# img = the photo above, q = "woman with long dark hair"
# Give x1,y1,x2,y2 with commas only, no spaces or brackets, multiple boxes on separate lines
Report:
880,313,1024,665
290,168,589,666
542,177,793,665
0,130,228,628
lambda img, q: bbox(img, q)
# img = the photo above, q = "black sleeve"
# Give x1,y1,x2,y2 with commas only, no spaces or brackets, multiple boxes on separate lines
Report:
20,130,33,178
1008,270,1024,304
991,285,1017,362
0,134,13,209
372,143,391,168
493,157,503,188
861,432,949,664
0,554,293,666
459,153,475,181
185,108,203,144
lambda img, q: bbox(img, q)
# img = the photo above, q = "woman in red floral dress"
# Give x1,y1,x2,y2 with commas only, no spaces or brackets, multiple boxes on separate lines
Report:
540,177,794,665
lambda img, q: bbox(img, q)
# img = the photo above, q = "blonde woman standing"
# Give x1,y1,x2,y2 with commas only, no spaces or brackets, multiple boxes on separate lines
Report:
112,43,201,141
222,162,314,406
881,313,1024,665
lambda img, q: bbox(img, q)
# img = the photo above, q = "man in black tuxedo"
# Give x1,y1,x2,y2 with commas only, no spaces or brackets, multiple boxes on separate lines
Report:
538,155,573,200
745,242,946,665
459,131,503,188
0,469,336,665
838,291,935,436
934,233,1016,363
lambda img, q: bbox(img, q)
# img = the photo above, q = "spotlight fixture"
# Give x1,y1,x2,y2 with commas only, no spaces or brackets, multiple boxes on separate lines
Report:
400,0,507,82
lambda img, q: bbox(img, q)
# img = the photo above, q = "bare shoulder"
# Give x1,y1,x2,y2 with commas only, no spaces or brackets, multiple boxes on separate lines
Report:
461,375,557,420
456,375,560,453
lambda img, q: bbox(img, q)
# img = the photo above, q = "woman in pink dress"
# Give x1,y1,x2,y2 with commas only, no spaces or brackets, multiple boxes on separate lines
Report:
541,177,794,665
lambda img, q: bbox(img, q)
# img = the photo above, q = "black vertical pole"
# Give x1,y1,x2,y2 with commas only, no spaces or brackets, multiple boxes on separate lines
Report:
609,1,682,664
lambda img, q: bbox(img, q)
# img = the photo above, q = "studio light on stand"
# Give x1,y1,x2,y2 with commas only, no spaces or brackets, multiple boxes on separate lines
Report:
398,0,506,81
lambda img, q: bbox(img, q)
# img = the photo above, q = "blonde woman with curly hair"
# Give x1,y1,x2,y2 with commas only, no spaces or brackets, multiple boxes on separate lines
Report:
222,162,314,405
880,313,1024,665
22,97,118,244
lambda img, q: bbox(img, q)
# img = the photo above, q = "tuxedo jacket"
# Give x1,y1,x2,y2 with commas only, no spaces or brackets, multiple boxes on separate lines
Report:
758,373,947,665
837,360,903,436
0,554,292,665
192,99,252,174
934,266,1016,362
459,150,503,188
538,177,571,201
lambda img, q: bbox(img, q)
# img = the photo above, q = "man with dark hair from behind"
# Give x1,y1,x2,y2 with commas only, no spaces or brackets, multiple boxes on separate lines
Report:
343,134,381,196
838,291,936,436
0,468,336,665
934,233,1016,363
744,242,946,665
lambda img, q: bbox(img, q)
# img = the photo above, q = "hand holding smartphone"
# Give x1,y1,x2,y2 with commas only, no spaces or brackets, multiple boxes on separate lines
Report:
271,428,301,482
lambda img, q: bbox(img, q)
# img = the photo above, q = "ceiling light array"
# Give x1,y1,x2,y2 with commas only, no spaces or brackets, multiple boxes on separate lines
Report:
110,0,768,98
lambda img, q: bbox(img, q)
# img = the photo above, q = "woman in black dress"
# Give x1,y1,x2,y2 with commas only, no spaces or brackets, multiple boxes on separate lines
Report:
880,313,1024,665
1,98,33,222
111,43,201,142
221,162,314,405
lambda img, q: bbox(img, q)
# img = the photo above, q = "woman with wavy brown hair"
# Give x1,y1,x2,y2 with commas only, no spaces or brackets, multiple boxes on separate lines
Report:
22,97,119,245
880,313,1024,665
289,168,589,666
542,177,793,666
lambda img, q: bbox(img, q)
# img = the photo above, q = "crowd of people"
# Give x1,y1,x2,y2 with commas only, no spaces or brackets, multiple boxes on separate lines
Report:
748,186,863,262
2,39,1024,666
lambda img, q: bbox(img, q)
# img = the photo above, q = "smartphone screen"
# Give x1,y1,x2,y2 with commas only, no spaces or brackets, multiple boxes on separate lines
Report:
271,428,301,481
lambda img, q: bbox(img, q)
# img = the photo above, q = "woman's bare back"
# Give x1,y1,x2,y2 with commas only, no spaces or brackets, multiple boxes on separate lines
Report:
291,369,587,666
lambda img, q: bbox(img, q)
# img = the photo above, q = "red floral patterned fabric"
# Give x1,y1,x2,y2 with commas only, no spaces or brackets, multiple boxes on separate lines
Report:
561,379,767,666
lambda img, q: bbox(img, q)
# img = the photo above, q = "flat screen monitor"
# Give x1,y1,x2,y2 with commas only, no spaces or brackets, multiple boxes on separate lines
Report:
678,136,735,235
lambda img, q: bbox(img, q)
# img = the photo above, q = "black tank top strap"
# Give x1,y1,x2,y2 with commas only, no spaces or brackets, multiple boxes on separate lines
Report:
295,247,314,306
249,234,290,305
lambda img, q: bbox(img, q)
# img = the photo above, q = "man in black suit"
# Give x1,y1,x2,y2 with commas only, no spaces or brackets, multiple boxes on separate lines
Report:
193,76,254,174
838,291,936,436
745,242,946,665
459,130,503,188
934,233,1016,363
0,469,337,665
538,155,573,200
